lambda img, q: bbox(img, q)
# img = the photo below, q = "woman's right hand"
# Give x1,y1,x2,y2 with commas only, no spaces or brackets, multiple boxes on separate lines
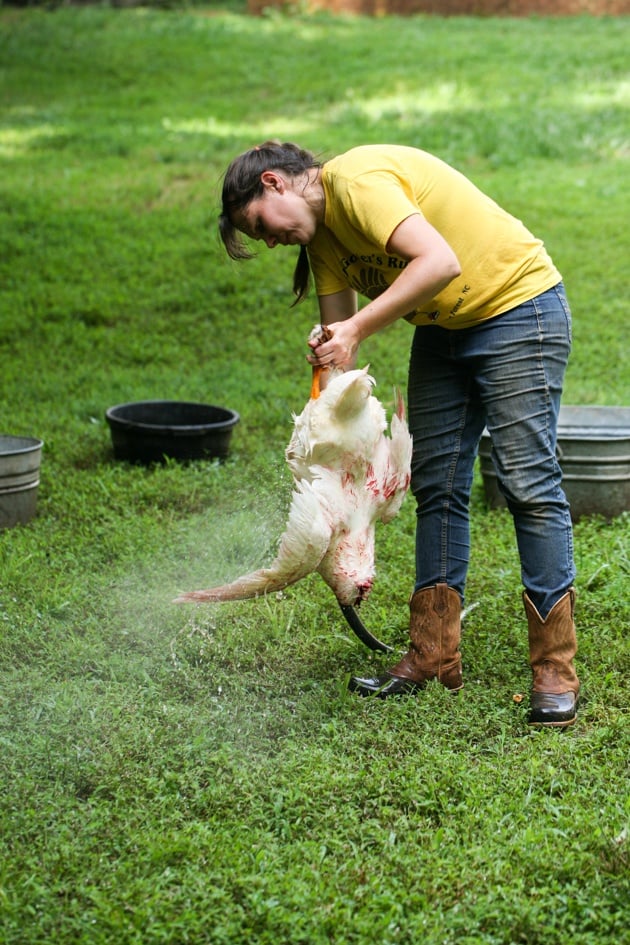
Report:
307,289,359,371
307,319,361,372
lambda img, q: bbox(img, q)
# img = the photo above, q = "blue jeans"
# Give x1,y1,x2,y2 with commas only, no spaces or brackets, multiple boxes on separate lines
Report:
408,283,575,619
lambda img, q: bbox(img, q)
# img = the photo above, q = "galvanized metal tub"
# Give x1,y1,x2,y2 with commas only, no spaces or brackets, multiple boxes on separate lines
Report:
479,406,630,520
0,435,44,529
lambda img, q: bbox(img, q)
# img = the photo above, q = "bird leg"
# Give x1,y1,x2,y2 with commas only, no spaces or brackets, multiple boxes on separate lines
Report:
310,364,326,400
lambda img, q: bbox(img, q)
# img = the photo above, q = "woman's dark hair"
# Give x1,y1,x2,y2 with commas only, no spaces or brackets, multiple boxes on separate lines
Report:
219,141,321,304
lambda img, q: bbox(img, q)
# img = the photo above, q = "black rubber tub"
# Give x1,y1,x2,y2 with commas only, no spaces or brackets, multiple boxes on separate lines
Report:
106,401,240,464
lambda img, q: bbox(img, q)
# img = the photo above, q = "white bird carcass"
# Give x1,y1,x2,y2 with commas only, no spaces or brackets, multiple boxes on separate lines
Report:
174,366,412,608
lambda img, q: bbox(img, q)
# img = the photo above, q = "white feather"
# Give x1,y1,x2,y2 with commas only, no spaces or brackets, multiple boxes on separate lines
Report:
175,367,412,607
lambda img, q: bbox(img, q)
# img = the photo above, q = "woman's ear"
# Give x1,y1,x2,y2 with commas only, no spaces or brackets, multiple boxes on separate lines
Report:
260,171,285,192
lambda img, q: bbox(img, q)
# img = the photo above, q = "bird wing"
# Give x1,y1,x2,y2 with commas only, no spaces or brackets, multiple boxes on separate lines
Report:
365,392,412,524
372,390,413,524
174,480,333,603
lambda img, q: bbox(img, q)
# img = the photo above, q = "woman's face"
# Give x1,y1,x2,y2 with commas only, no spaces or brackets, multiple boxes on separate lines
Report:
234,172,320,249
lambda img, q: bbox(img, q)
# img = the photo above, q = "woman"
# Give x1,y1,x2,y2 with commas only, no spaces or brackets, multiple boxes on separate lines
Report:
219,140,580,727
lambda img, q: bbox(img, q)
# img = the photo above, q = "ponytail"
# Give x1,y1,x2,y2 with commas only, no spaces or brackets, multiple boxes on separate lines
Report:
219,141,320,304
292,245,311,306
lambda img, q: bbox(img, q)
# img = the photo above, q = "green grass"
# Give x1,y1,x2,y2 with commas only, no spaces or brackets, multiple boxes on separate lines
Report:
0,7,629,944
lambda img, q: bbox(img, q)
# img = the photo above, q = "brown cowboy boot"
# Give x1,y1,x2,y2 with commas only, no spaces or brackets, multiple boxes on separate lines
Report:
524,588,580,727
348,583,463,697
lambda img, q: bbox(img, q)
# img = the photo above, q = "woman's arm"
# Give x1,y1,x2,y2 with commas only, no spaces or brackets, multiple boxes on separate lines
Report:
318,287,358,327
308,214,461,370
307,288,358,388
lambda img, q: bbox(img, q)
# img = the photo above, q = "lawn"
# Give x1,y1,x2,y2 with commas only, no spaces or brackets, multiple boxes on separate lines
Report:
0,6,628,943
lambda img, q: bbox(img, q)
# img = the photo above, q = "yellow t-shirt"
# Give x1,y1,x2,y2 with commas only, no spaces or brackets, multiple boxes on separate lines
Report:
307,145,561,329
